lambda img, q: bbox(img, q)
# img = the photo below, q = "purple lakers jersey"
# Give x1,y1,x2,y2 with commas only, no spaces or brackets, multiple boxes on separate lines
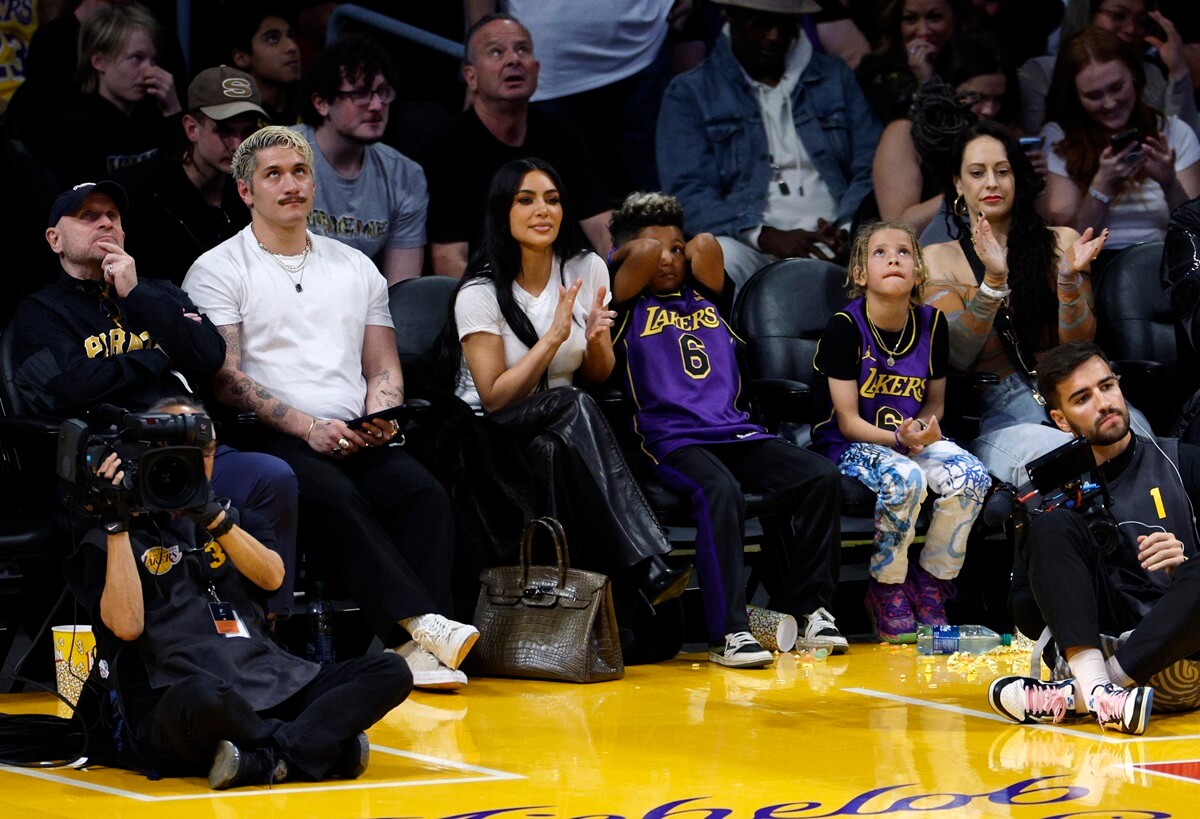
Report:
617,285,770,464
811,298,939,463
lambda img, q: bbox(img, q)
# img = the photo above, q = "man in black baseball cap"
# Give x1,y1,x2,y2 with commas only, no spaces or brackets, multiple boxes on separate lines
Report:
116,66,267,285
10,178,299,616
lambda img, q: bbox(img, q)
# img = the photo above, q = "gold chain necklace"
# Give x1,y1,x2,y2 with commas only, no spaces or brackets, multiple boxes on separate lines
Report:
865,304,914,367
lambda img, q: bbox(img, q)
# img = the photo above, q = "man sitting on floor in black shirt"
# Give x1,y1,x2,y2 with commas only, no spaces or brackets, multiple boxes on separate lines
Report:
65,397,411,789
988,341,1200,735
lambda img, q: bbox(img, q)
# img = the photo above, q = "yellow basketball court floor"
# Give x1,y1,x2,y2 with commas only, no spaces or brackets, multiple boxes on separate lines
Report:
2,642,1199,818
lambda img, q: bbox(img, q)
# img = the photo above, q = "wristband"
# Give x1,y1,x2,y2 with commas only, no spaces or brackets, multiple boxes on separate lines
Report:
893,429,910,455
206,511,236,539
978,280,1011,300
104,520,128,534
1088,186,1112,205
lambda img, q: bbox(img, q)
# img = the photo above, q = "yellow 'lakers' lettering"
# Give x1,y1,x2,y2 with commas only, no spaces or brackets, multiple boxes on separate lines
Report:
859,368,926,402
83,330,154,359
205,541,227,569
640,305,721,337
140,545,182,576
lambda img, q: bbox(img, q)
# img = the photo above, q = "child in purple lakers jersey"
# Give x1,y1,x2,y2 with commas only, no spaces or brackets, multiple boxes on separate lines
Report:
812,221,991,644
610,192,845,668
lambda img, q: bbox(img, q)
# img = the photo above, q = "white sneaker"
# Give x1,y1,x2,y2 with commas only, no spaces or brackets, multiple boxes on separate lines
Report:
1089,682,1153,735
798,607,849,654
409,614,479,671
709,631,774,668
392,642,467,691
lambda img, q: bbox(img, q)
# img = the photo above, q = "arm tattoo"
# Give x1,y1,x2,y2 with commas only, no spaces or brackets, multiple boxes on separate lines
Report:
213,324,306,434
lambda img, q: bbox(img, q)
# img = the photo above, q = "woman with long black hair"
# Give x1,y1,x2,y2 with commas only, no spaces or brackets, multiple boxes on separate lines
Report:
921,119,1130,485
442,157,689,607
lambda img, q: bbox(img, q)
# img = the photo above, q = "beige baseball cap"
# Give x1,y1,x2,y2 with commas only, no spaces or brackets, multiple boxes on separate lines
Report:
187,66,268,121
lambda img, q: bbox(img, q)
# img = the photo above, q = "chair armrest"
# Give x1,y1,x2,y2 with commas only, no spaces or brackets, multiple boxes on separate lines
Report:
0,416,61,439
1110,360,1166,379
750,378,812,429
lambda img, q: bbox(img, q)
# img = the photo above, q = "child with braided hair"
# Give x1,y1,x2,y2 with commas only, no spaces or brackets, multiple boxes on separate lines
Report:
812,221,991,643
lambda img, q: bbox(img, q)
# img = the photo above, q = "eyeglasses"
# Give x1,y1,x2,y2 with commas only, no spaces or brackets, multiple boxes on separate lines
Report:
334,84,396,108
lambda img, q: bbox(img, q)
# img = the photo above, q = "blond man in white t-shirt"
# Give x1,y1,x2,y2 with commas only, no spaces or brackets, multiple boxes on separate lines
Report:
184,127,478,692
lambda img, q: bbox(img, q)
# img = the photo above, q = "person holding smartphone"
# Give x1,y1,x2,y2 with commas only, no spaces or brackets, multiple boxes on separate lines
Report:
1040,28,1200,263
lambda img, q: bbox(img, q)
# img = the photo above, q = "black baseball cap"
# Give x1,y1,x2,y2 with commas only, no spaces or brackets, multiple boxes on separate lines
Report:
48,181,129,228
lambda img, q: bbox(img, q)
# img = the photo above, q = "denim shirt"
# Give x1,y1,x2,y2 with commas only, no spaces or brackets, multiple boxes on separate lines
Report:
657,36,880,239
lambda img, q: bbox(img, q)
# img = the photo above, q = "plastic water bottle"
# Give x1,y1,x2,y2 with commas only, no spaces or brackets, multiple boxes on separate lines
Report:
916,624,1011,655
305,581,336,665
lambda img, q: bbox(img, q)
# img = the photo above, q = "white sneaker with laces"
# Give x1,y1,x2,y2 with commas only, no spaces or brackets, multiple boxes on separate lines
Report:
1089,682,1153,735
798,607,849,654
409,614,479,670
987,676,1083,724
709,631,774,668
392,641,467,690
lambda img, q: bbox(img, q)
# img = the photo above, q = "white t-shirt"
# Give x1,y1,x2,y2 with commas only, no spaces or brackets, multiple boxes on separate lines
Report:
454,252,610,411
1041,116,1200,249
502,0,671,100
183,226,393,421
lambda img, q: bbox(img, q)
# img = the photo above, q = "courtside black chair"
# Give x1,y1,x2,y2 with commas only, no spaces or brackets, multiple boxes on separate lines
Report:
730,258,878,519
0,324,70,691
389,276,460,399
1094,241,1178,433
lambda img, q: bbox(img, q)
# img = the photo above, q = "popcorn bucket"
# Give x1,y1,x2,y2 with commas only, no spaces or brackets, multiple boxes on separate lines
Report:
746,605,798,653
52,625,96,706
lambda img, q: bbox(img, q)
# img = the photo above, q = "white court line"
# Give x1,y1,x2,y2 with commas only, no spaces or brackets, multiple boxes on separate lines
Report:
845,687,1200,744
1126,759,1200,786
0,744,524,802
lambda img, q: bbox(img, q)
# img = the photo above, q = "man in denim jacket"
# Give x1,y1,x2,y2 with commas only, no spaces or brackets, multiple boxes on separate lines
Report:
657,0,879,285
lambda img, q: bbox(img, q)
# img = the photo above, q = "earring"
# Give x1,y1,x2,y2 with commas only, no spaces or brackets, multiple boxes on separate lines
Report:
953,194,967,217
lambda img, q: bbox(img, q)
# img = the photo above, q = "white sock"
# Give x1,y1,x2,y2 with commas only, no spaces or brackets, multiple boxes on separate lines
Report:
1068,648,1111,712
1105,654,1135,688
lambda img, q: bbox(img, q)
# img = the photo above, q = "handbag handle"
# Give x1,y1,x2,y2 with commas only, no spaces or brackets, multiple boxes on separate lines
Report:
519,517,570,589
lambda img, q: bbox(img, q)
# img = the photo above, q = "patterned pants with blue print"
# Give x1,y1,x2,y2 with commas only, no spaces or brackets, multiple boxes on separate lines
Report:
838,440,991,585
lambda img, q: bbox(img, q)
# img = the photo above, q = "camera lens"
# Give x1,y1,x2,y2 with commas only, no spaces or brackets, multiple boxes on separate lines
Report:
139,448,207,510
147,454,191,503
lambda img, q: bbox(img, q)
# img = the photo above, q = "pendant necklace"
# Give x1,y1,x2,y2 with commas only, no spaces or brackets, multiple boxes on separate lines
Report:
865,304,913,367
256,237,311,292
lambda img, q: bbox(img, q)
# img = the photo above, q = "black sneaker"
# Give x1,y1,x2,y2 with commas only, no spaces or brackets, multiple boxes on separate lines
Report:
709,631,774,668
331,732,370,780
208,740,288,790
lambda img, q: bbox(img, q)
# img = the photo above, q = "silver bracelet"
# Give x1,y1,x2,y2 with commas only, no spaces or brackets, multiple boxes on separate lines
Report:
1088,186,1113,205
978,280,1011,300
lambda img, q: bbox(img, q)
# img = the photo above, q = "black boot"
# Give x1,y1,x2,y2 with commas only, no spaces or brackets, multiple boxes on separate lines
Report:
208,740,288,790
635,555,692,606
329,732,370,780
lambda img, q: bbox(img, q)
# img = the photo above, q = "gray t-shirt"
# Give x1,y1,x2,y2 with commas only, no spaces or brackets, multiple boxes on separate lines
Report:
294,123,428,268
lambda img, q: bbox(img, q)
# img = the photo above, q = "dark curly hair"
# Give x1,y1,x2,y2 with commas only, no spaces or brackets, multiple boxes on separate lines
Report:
941,120,1061,351
302,35,396,126
609,192,684,247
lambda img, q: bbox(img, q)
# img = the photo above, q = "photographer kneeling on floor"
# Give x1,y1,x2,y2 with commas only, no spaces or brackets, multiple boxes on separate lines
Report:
988,341,1200,735
62,397,411,789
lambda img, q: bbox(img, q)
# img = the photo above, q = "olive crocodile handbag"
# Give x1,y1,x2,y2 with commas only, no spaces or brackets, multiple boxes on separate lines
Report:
472,517,624,683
